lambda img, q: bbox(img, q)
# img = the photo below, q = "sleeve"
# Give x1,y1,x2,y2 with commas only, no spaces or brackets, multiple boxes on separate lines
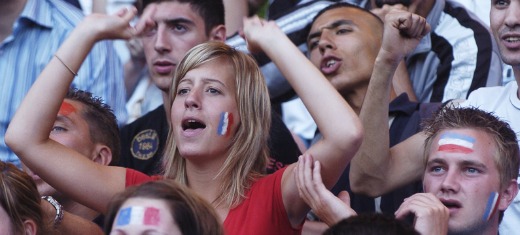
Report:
125,168,154,188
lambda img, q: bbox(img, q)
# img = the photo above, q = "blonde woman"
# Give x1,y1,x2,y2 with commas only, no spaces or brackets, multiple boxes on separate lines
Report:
6,7,362,234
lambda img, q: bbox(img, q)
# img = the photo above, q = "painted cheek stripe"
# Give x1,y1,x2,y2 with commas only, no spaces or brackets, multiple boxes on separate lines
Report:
217,112,233,136
438,133,475,153
116,206,160,226
482,192,500,221
58,101,76,116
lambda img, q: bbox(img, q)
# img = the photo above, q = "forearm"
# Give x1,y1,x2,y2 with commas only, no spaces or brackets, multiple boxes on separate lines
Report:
261,28,362,187
350,49,401,196
223,0,248,37
6,22,98,153
56,212,104,235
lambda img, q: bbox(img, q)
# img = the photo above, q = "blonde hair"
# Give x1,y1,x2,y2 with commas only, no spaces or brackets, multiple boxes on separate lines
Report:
0,161,44,235
162,42,271,207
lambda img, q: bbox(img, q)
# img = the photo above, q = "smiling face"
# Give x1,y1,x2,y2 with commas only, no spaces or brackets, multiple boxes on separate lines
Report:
307,7,382,97
170,57,238,163
141,2,211,92
490,0,520,68
423,128,508,234
22,100,96,197
110,198,181,235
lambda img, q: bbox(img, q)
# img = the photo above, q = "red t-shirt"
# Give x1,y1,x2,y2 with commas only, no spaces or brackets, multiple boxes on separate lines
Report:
223,167,301,235
125,167,301,235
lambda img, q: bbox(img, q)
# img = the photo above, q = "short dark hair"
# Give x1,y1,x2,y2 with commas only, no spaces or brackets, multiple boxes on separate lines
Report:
66,88,121,165
324,213,419,235
104,180,224,235
136,0,225,36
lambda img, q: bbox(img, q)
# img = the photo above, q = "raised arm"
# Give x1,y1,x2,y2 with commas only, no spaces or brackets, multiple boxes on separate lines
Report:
5,9,137,214
243,16,363,227
349,9,430,197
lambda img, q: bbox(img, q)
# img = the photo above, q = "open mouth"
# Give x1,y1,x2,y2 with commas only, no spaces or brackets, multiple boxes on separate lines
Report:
441,199,462,210
504,36,520,43
326,59,337,68
182,119,206,131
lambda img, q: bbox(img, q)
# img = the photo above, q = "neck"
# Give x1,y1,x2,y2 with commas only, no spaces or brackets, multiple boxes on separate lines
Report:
185,160,229,221
343,86,368,115
514,66,520,99
0,0,27,42
62,200,100,221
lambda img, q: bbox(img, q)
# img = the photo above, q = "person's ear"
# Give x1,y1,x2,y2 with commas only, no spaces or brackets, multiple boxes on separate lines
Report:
91,144,113,166
23,219,37,235
498,179,519,211
209,25,226,42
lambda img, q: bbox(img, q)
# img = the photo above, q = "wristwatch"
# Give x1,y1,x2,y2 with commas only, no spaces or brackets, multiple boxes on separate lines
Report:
42,196,64,228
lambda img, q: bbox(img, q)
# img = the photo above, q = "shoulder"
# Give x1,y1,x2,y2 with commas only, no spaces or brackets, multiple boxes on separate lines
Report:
46,0,84,29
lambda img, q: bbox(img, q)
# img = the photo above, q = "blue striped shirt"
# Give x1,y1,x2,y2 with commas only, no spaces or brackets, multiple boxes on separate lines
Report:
0,0,127,167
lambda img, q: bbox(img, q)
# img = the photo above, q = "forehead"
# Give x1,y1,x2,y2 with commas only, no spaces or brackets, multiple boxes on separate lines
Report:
60,99,84,116
428,129,497,165
152,2,205,27
311,7,378,33
181,58,234,83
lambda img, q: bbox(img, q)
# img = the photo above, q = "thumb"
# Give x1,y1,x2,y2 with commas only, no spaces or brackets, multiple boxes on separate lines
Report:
338,190,351,206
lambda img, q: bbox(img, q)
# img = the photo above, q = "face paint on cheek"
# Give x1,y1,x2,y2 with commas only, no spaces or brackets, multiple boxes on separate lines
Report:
437,133,475,154
217,112,233,137
482,192,500,221
58,101,76,116
115,206,160,226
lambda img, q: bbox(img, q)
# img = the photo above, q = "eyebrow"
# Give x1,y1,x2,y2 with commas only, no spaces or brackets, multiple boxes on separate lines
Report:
460,160,487,170
426,158,446,167
55,115,74,125
154,17,196,28
179,77,227,88
426,158,488,170
307,19,356,42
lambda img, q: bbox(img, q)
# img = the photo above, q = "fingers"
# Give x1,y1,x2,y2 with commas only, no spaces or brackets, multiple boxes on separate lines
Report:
134,3,157,35
395,193,448,219
337,190,351,206
295,154,320,207
388,10,430,39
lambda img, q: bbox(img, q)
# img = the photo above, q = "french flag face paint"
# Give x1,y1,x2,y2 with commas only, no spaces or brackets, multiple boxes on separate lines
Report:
217,112,233,137
438,133,475,154
58,101,76,116
115,206,160,226
482,192,500,221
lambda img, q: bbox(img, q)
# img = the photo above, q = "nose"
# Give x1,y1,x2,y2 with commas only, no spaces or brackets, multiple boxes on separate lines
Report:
318,29,336,54
504,2,520,29
184,88,201,110
154,25,172,53
439,169,461,193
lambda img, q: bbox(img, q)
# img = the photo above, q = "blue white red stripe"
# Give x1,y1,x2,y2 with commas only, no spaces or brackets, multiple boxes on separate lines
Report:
482,192,500,221
438,133,475,153
217,112,233,136
116,206,160,226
